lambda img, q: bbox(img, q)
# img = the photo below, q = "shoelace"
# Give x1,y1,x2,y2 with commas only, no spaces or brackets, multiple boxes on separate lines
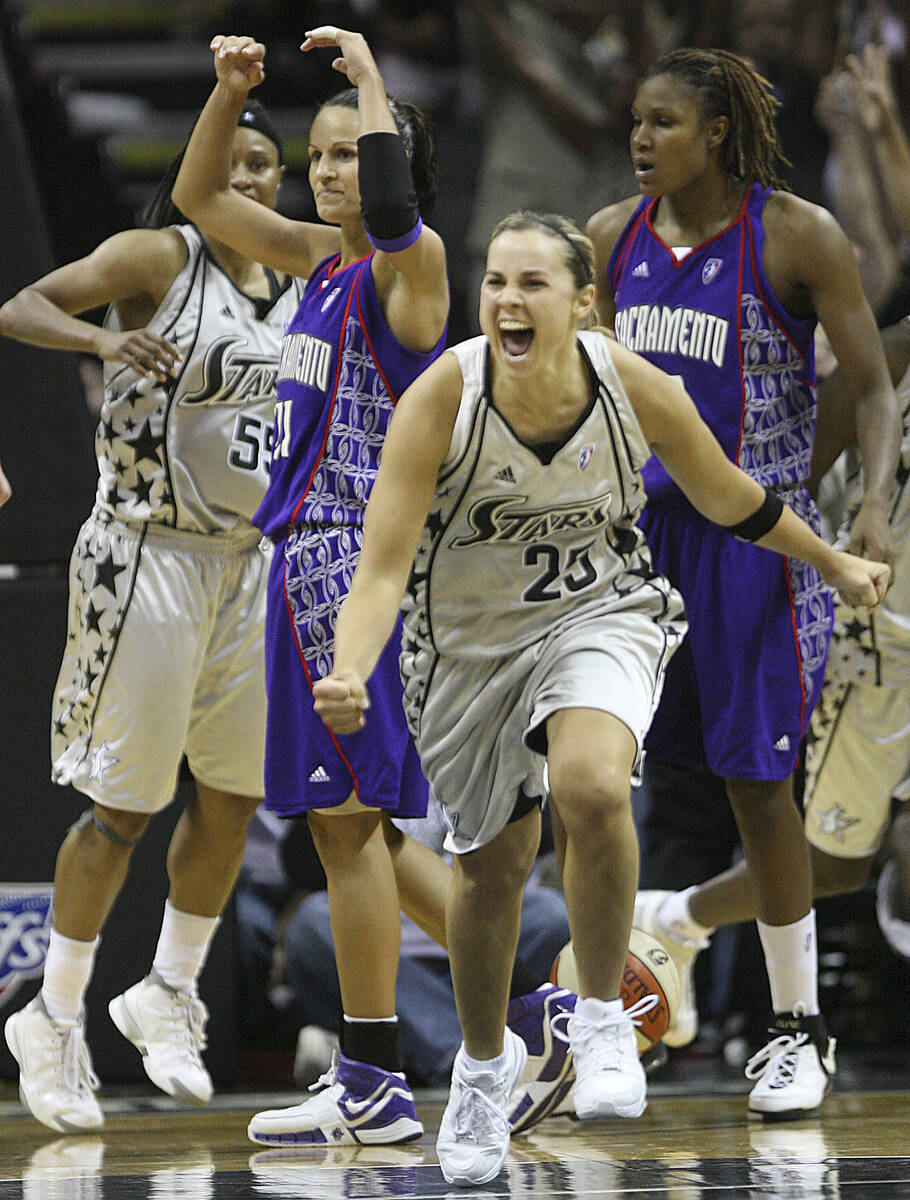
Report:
551,994,659,1044
450,1073,510,1143
309,1052,340,1095
744,1031,809,1088
551,995,659,1073
57,1021,100,1096
168,992,208,1056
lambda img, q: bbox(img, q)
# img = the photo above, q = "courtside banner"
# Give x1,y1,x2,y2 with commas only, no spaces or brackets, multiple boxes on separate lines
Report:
0,884,53,1009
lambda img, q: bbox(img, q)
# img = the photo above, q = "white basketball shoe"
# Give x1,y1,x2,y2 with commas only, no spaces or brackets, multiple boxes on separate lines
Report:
560,995,652,1119
633,889,709,1047
437,1027,527,1186
746,1006,836,1120
109,970,212,1104
4,993,103,1132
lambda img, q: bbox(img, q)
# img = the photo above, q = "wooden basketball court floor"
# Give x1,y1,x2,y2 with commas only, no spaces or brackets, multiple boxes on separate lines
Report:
2,1051,909,1199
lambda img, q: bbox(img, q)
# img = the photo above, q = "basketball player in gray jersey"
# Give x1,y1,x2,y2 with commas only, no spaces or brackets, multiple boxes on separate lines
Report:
313,212,888,1185
0,102,309,1133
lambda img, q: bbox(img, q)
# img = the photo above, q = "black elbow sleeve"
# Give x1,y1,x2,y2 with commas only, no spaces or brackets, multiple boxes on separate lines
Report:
358,131,422,251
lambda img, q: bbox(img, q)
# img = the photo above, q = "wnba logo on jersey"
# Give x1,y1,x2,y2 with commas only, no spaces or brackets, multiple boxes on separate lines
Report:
181,335,280,406
702,258,723,285
0,885,53,1009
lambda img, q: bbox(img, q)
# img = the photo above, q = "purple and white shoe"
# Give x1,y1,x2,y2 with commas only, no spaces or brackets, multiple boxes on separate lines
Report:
505,984,577,1134
247,1052,423,1146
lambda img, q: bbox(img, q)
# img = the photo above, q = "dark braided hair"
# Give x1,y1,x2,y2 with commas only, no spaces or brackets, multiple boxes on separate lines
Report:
320,88,438,218
645,48,790,190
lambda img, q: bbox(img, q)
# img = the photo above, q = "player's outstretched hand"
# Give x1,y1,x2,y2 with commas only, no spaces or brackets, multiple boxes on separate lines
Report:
300,27,379,89
210,35,266,93
822,550,891,609
313,670,370,733
95,329,182,380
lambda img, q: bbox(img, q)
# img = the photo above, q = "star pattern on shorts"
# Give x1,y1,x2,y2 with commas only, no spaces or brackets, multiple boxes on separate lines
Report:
52,524,133,762
813,801,862,843
87,741,119,787
826,602,879,684
94,381,174,522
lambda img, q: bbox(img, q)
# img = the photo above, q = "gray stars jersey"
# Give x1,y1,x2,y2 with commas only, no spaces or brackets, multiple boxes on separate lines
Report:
402,330,658,663
94,225,304,536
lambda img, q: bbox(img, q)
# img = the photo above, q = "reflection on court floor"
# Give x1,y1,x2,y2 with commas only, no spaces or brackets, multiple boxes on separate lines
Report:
3,1064,910,1199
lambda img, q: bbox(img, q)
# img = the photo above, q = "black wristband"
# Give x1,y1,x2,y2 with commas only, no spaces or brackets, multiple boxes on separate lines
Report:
721,485,785,542
357,131,421,250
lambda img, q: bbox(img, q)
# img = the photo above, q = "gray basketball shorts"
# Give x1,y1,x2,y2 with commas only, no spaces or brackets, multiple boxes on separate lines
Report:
405,586,685,854
52,511,269,812
804,673,910,858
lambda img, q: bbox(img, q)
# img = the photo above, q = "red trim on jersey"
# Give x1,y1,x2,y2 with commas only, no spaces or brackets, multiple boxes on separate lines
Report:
782,556,808,733
288,263,364,526
355,285,399,405
643,188,751,267
610,209,646,292
734,217,748,466
281,562,360,798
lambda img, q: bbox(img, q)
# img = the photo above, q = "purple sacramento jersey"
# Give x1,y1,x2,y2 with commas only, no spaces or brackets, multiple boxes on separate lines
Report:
256,252,446,815
608,184,833,779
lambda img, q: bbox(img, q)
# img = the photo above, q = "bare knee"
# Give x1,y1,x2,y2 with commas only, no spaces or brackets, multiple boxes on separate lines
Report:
456,849,531,910
725,777,796,833
549,759,630,832
189,786,260,847
64,804,149,872
87,803,149,847
308,809,381,871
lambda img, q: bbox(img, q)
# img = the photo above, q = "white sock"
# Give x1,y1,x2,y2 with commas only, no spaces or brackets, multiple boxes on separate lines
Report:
757,910,819,1016
658,887,714,941
151,901,219,992
575,995,623,1021
42,929,99,1022
461,1044,509,1075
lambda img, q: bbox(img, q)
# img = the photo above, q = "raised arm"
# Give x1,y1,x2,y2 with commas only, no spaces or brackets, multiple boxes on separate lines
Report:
172,36,338,279
0,227,185,378
302,27,449,352
848,44,910,243
312,352,463,732
611,339,891,608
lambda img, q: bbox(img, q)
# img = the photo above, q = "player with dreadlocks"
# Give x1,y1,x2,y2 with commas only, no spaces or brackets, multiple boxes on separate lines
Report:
587,48,900,1119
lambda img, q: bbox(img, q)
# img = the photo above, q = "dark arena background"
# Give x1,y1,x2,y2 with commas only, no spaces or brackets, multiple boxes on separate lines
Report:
1,2,909,1197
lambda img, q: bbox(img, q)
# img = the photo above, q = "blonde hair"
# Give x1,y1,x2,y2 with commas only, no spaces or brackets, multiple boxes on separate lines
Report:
490,211,595,289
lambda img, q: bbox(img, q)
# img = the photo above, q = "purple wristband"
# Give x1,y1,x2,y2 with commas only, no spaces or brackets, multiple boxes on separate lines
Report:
366,217,423,254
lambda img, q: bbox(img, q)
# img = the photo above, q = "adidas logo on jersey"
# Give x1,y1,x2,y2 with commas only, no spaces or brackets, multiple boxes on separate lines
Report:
220,304,234,319
773,734,791,752
493,465,516,484
308,765,331,783
632,261,650,278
